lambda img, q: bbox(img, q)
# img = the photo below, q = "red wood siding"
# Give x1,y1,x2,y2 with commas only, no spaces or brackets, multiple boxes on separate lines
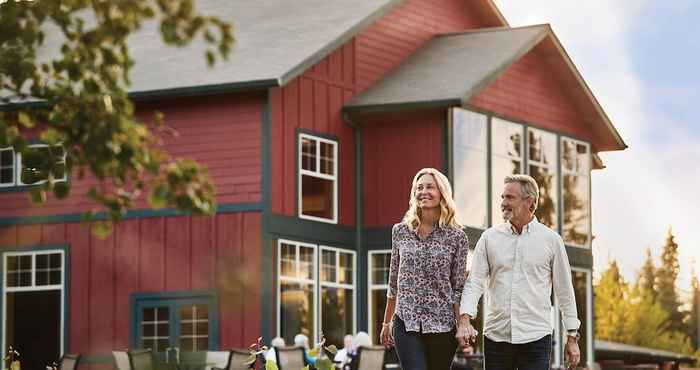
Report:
469,45,593,141
363,111,445,227
0,212,262,356
0,92,264,218
356,0,489,92
270,44,357,225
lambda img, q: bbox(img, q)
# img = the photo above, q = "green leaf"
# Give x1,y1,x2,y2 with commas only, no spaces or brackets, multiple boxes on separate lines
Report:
53,182,70,199
91,221,113,240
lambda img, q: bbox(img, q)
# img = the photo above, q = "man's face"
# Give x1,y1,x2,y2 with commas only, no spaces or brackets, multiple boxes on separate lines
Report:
500,182,531,222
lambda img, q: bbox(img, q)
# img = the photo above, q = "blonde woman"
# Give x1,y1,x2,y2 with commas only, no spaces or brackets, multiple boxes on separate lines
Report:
380,168,469,370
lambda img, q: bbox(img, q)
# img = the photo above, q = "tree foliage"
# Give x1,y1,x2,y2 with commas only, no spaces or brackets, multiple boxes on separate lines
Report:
657,227,684,333
0,0,234,235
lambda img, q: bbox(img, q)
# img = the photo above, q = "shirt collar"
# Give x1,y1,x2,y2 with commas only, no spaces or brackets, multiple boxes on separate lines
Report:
503,216,539,235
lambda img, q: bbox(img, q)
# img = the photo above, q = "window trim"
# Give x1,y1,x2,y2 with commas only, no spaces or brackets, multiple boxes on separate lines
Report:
129,289,219,351
1,247,67,358
319,246,357,343
297,133,339,224
0,147,15,188
559,136,592,248
367,249,391,344
490,117,525,226
526,127,560,231
276,239,319,344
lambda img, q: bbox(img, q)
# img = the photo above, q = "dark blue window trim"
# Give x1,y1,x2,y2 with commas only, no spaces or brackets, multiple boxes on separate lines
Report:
0,244,71,354
130,289,220,351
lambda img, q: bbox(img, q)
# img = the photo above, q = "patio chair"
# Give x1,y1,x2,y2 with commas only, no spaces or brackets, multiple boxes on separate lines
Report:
129,349,155,370
227,349,254,370
113,351,131,370
274,346,306,370
59,354,81,370
355,346,386,370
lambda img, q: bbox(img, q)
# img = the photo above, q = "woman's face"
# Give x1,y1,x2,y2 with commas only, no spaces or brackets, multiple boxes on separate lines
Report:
415,174,442,210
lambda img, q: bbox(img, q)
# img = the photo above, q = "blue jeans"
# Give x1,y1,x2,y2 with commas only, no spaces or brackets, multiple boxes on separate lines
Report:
392,316,458,370
484,335,551,370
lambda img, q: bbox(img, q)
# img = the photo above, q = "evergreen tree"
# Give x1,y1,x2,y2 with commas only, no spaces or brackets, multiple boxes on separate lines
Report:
656,227,684,333
637,248,657,300
595,260,628,342
687,265,700,348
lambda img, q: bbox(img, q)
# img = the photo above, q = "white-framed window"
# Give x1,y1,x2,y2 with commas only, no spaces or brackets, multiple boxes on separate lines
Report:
17,144,67,186
491,117,525,226
367,250,391,345
560,137,591,247
451,108,489,229
320,246,356,347
527,128,559,231
552,267,593,368
2,250,66,368
0,147,15,187
298,134,338,224
277,240,356,348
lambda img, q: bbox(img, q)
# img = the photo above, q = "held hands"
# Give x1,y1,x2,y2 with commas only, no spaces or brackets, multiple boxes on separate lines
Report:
565,336,581,370
380,322,394,348
455,315,479,347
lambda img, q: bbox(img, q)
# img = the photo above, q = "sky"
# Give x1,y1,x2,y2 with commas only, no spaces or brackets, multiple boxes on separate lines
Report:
492,0,700,293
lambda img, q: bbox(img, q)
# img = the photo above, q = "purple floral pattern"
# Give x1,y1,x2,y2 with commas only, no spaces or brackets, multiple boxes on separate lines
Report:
388,222,469,333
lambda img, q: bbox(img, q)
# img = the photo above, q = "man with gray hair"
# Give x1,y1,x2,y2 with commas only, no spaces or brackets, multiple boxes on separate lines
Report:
456,174,581,370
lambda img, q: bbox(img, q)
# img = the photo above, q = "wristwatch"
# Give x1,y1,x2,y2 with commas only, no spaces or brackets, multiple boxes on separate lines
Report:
567,330,580,342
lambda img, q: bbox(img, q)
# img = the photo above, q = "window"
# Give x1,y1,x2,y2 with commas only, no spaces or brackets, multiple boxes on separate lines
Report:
527,128,558,230
561,138,590,247
3,250,66,370
491,118,524,225
570,268,593,368
451,108,488,229
277,240,355,347
368,250,391,345
0,144,67,188
132,292,218,354
298,134,338,223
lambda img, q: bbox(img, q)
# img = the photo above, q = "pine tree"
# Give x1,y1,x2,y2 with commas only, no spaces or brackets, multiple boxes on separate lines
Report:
637,248,656,299
656,227,684,333
687,265,700,348
595,260,628,342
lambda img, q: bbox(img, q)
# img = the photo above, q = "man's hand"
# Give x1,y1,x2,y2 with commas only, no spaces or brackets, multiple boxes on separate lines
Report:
455,315,479,347
565,336,581,370
380,323,394,348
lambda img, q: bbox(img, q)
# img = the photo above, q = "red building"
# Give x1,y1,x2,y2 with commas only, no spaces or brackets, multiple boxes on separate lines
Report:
0,0,625,369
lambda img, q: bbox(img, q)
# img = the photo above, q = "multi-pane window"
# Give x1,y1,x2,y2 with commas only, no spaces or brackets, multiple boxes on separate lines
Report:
527,128,558,230
451,108,488,229
320,247,355,347
5,252,63,288
277,240,356,348
0,148,15,187
561,138,591,247
299,134,338,223
491,118,524,225
134,294,216,354
368,251,391,345
0,145,67,187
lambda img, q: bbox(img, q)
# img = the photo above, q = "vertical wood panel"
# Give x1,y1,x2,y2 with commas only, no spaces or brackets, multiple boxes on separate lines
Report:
313,81,329,133
190,216,215,289
299,78,314,130
139,218,165,292
270,88,285,215
16,224,41,245
283,80,299,216
165,217,191,291
41,223,66,244
216,213,243,348
0,226,17,246
67,223,90,353
114,220,140,348
89,230,115,352
242,214,262,343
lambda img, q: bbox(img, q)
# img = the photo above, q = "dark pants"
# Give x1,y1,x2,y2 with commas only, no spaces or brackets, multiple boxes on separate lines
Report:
393,316,458,370
484,335,551,370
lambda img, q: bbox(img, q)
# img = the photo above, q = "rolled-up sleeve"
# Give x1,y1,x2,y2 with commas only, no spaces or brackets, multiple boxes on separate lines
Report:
450,231,469,303
460,232,489,317
387,224,400,299
552,235,581,331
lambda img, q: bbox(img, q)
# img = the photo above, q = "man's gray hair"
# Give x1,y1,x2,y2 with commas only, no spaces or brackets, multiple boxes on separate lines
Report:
504,174,539,212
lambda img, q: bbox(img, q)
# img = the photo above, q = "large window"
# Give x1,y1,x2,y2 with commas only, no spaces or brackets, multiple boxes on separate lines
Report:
451,108,488,229
561,138,590,247
3,250,65,370
298,134,338,223
132,292,218,355
368,250,391,344
570,268,593,368
277,240,355,347
0,144,67,188
528,128,558,230
491,117,524,226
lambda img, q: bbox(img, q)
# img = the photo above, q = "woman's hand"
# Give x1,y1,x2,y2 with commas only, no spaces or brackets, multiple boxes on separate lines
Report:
380,323,394,348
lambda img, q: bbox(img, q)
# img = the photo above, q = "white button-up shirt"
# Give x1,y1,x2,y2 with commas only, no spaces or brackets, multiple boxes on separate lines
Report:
459,217,581,344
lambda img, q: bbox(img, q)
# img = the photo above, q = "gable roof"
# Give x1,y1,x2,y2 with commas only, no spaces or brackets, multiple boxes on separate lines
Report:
344,24,626,152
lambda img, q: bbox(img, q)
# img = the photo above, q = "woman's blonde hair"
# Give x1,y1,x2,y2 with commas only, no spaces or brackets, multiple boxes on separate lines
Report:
402,168,463,231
